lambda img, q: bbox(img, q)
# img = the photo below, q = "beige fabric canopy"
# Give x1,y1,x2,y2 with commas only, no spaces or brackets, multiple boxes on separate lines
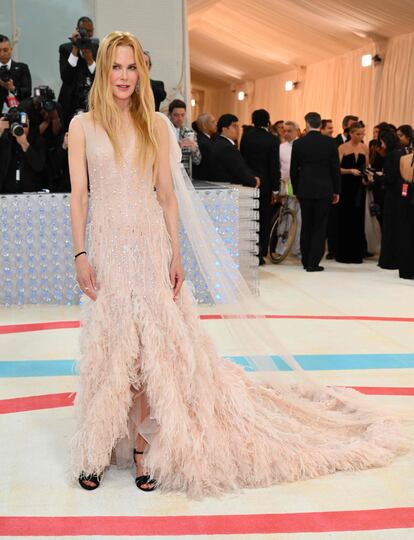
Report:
189,0,414,131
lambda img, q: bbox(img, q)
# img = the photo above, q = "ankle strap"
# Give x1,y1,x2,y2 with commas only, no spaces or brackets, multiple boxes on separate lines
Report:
134,449,144,455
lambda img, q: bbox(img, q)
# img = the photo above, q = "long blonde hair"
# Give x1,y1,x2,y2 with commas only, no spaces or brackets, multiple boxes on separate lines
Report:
88,31,157,169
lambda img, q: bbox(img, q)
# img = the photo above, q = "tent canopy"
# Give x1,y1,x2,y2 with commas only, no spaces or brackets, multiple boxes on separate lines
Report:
188,0,414,88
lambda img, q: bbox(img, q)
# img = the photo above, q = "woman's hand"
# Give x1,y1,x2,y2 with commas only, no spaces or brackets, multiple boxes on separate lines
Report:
350,169,362,176
170,255,185,301
75,255,98,301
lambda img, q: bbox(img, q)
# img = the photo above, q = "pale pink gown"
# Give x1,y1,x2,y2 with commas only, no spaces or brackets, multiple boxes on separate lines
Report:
70,112,407,498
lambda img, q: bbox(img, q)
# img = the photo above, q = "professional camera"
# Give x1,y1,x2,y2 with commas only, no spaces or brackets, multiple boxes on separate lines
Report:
75,76,92,112
4,107,28,137
0,65,10,82
70,27,92,50
33,86,58,112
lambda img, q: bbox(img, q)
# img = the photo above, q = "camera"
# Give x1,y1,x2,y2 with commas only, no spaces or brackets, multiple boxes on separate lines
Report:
4,107,28,137
75,76,92,113
33,85,58,112
362,166,375,182
0,65,10,83
69,27,92,50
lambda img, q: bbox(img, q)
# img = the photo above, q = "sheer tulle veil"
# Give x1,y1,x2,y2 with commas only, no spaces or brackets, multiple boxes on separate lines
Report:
158,112,411,428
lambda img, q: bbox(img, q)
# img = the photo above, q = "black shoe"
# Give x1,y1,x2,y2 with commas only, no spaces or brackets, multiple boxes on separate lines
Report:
306,266,324,272
78,472,103,491
134,449,157,492
259,257,266,266
326,252,334,260
364,252,374,258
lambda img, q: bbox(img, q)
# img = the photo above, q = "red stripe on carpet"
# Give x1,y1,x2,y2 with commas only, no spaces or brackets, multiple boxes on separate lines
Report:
1,314,414,334
0,321,80,334
1,387,412,415
0,507,413,536
346,386,414,396
0,392,74,414
199,314,414,322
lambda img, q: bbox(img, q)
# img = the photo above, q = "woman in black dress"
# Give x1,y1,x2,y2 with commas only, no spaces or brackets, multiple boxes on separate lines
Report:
397,125,414,280
336,122,371,264
377,127,410,269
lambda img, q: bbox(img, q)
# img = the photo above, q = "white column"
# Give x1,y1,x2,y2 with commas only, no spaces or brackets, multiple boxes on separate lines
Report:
95,0,189,112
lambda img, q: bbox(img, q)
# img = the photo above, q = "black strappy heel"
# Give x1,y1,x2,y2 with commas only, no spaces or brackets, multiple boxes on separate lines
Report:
133,449,157,492
78,472,103,491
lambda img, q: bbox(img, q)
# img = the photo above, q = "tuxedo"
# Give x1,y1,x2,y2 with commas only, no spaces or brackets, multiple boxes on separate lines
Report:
240,127,280,257
335,133,348,147
0,130,46,193
57,41,99,128
290,131,340,268
150,79,166,111
192,131,213,181
0,60,32,111
210,135,256,187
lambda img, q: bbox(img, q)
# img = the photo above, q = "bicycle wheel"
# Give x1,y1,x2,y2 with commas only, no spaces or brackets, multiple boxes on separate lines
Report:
268,208,297,263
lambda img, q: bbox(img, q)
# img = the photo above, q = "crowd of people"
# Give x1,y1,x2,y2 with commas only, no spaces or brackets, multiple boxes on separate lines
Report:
0,17,412,280
180,105,413,280
0,16,166,194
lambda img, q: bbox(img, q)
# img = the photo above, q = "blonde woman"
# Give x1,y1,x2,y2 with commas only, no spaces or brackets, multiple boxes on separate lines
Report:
69,32,405,496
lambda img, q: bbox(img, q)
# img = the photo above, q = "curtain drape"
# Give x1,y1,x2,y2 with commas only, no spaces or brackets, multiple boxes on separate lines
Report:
192,32,414,135
378,32,414,127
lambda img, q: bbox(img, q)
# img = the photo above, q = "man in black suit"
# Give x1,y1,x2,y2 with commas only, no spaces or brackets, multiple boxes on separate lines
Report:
192,112,217,181
334,115,358,147
240,109,280,263
57,17,99,128
0,112,46,193
0,35,31,113
143,51,166,111
210,114,260,189
290,112,340,272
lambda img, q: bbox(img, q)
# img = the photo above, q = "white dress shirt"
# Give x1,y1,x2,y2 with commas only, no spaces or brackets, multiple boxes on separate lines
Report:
68,52,96,74
279,140,295,182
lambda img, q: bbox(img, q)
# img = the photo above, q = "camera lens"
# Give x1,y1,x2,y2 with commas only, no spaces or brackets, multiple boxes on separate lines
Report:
11,123,24,137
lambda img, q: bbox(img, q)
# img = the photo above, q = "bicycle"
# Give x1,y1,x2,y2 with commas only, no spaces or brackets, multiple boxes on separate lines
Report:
268,195,298,263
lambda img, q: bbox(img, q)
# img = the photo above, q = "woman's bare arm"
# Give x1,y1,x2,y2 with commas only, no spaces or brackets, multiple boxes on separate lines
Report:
68,116,97,300
154,116,184,299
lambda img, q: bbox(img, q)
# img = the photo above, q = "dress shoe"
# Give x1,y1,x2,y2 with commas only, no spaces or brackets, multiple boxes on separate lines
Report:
326,252,334,260
306,266,324,272
364,252,374,258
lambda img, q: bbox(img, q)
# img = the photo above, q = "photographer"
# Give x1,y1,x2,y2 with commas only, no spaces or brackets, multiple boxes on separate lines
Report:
0,35,32,113
20,87,65,190
57,17,99,128
0,108,46,193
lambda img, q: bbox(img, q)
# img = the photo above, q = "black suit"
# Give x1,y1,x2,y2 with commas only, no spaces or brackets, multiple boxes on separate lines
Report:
0,60,32,110
57,41,99,128
335,133,347,147
210,135,256,187
290,131,340,268
240,127,280,257
150,79,166,111
0,130,46,193
193,132,213,181
328,133,348,255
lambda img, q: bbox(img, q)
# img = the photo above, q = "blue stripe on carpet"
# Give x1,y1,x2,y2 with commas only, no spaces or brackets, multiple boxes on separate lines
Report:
1,354,414,377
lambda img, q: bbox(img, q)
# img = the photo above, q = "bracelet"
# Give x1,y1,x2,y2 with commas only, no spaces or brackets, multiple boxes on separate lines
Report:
74,251,87,260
